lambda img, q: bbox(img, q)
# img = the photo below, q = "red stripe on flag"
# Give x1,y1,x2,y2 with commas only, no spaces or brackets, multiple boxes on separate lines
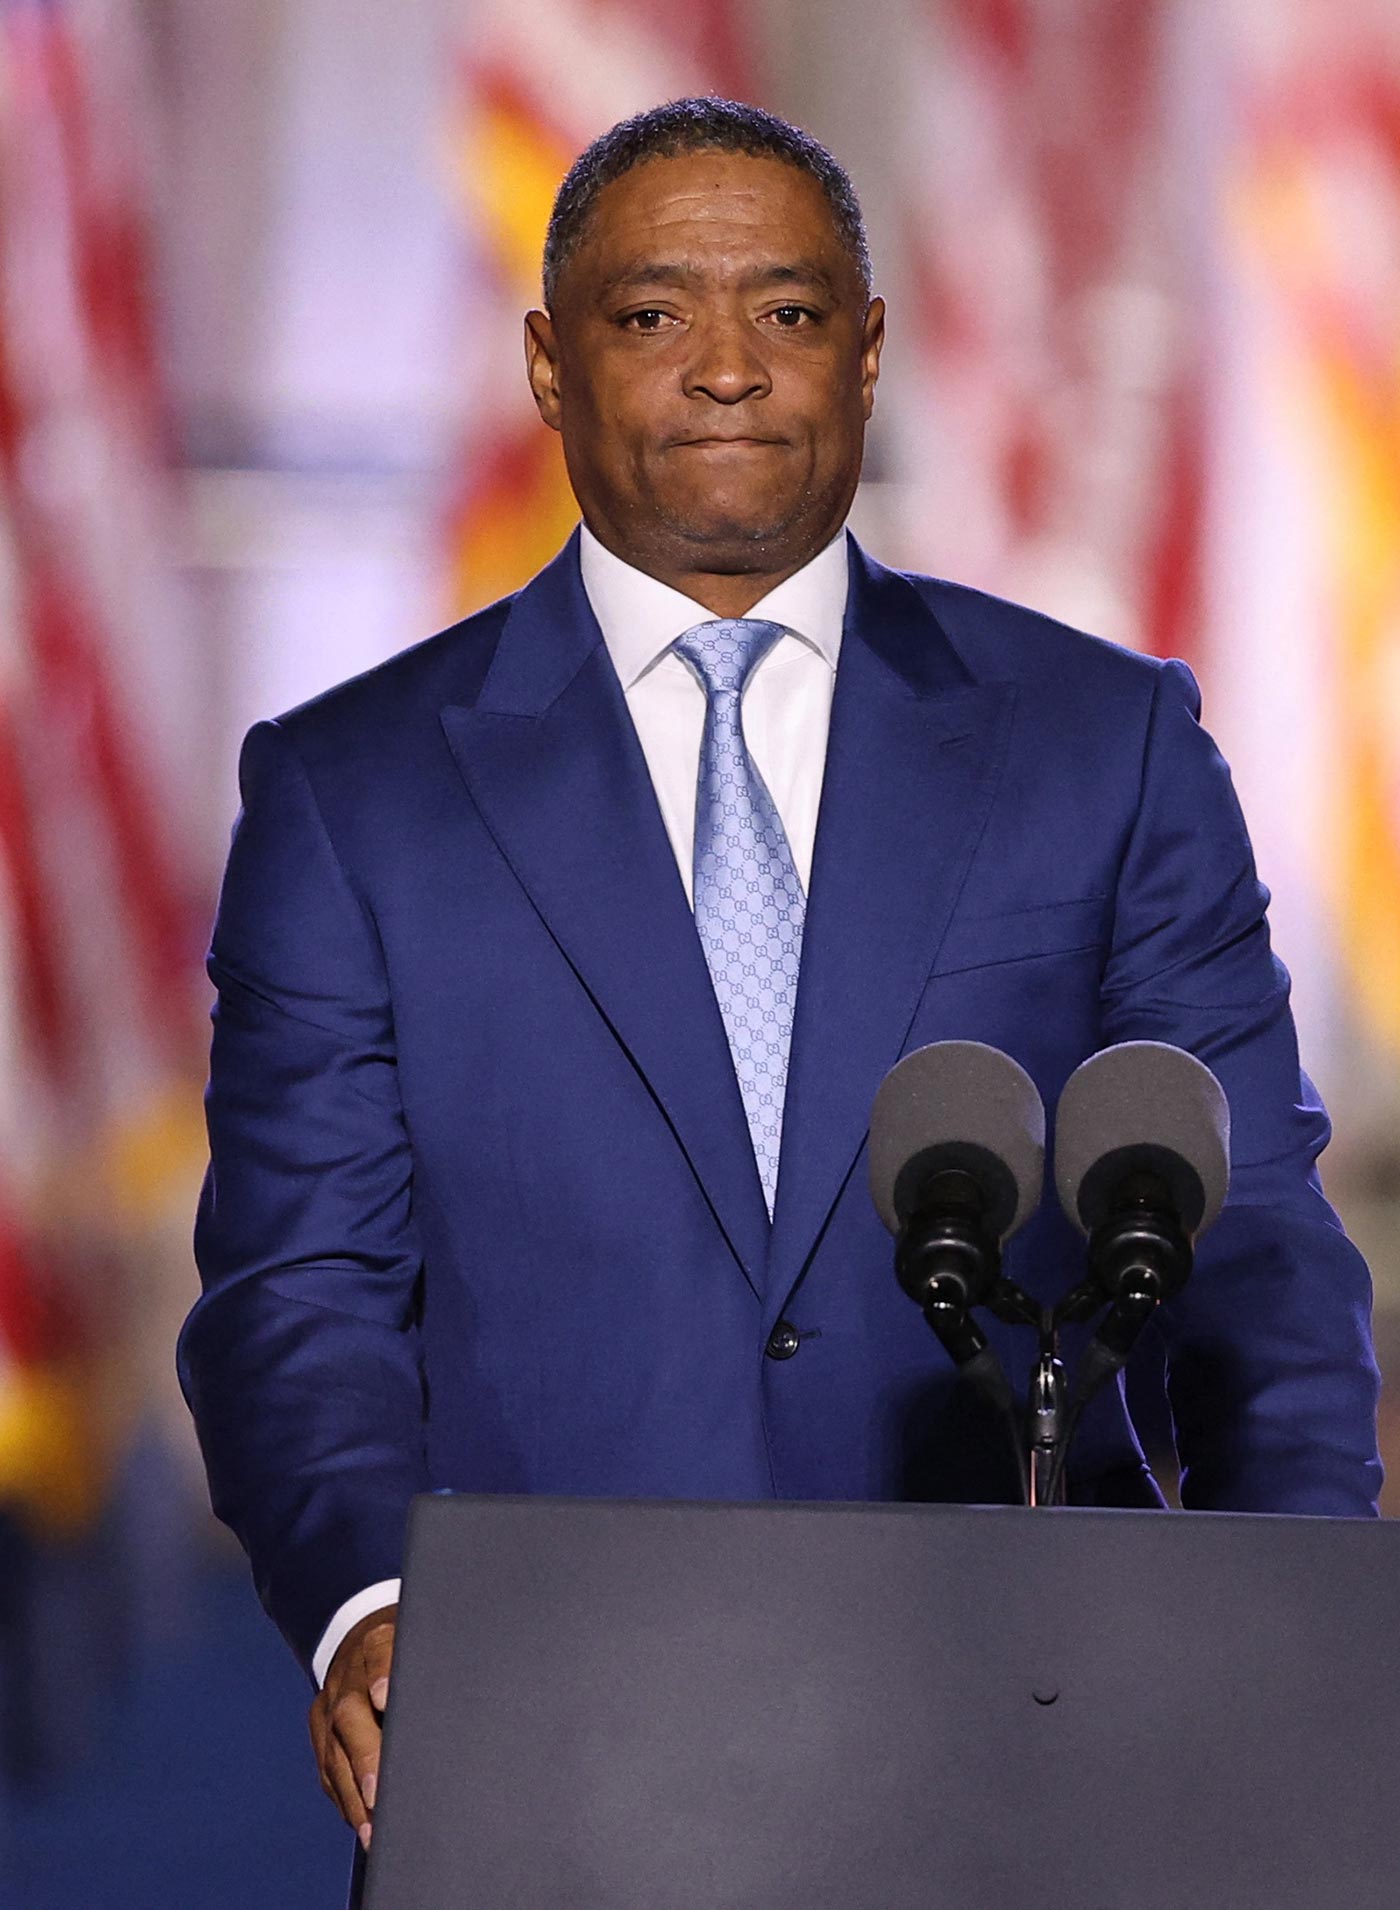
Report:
1143,383,1205,668
0,702,71,1080
462,58,586,165
0,1191,81,1369
27,549,193,1056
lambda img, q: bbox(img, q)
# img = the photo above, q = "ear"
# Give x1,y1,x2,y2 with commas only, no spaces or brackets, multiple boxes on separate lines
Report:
859,297,885,421
524,310,563,432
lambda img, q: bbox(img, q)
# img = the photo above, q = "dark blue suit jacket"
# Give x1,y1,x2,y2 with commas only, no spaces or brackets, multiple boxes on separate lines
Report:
179,533,1382,1674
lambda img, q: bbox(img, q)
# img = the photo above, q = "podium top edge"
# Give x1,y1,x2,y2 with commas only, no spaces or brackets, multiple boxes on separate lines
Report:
407,1492,1383,1532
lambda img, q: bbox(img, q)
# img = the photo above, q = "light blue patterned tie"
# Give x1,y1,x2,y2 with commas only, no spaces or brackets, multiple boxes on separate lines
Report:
674,619,806,1214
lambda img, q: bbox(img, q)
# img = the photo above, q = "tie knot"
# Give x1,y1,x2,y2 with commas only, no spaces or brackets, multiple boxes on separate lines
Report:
673,618,785,699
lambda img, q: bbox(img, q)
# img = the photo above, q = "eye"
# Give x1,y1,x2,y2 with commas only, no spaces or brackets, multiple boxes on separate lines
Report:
767,304,819,328
619,308,678,332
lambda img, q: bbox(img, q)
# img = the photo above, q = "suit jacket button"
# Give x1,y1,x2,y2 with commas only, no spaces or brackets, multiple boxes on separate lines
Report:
765,1321,801,1361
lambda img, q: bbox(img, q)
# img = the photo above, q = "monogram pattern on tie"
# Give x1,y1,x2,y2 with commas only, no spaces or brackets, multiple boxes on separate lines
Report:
673,618,806,1214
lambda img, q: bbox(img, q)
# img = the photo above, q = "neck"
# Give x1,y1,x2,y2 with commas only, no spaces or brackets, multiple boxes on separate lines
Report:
665,561,812,619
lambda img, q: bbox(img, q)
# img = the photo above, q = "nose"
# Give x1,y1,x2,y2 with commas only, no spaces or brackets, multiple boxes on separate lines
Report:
681,310,772,406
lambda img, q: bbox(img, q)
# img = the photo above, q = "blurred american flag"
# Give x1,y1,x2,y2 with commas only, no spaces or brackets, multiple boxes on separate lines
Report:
0,0,201,1545
892,0,1400,1087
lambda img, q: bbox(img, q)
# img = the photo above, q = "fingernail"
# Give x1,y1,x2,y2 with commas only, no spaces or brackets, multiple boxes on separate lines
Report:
359,1822,372,1851
362,1773,377,1810
370,1678,389,1710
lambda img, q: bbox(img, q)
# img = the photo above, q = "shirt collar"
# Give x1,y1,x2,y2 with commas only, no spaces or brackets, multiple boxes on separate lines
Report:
578,521,848,692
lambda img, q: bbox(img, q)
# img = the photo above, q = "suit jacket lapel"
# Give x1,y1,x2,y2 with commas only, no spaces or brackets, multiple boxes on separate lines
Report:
439,536,771,1292
767,541,1017,1313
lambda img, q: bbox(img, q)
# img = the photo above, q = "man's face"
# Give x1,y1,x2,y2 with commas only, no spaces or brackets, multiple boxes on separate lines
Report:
526,150,884,592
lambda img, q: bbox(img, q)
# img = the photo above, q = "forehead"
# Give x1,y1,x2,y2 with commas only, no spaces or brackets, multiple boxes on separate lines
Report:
576,150,848,271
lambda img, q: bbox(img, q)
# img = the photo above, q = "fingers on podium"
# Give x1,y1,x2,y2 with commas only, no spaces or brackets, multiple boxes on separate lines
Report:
310,1607,398,1847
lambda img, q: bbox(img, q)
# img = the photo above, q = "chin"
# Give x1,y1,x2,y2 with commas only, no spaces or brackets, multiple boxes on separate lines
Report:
659,500,816,571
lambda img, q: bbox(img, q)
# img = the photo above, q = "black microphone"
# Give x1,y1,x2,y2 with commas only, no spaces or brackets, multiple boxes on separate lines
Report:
1055,1040,1229,1230
870,1041,1045,1394
1050,1041,1229,1457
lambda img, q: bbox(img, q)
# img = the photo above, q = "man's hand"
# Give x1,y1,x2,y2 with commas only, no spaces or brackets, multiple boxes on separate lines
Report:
309,1604,397,1849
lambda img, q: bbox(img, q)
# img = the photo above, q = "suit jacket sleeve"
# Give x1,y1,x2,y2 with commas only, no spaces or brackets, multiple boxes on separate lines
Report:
178,719,430,1672
1102,659,1382,1515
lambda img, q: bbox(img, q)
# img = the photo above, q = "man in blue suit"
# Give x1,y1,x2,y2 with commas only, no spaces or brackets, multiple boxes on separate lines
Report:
178,98,1381,1857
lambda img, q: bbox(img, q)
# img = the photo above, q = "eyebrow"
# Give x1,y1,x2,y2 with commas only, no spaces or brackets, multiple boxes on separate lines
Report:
596,259,842,299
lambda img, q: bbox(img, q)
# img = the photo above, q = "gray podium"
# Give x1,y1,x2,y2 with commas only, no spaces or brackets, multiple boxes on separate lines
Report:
363,1494,1400,1908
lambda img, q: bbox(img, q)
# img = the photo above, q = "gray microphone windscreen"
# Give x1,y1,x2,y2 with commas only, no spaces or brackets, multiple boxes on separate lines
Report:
868,1041,1046,1241
1054,1042,1230,1238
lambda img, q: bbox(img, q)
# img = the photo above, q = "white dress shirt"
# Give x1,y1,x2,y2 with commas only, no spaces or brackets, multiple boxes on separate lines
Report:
311,522,850,1685
579,521,847,897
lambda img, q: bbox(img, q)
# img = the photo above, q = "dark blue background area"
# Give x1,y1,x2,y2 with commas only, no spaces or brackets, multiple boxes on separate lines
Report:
7,1552,350,1910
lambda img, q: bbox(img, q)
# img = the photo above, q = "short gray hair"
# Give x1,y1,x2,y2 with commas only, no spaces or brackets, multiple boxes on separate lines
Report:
543,96,873,307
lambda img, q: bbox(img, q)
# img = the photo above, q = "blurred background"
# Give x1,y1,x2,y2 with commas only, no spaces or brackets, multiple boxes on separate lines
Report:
1,0,1397,1902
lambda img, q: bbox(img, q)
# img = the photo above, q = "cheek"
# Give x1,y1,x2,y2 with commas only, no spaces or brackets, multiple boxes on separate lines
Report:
578,372,667,462
562,399,640,491
776,362,859,434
